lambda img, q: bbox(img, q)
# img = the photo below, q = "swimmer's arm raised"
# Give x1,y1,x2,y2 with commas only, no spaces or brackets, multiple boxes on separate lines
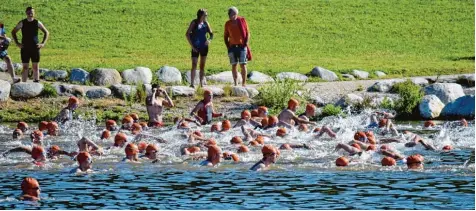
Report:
3,146,31,156
161,88,174,107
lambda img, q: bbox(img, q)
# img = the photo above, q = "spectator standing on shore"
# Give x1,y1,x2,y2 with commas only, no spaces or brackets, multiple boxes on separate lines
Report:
11,6,50,82
186,9,214,88
224,6,252,87
0,22,21,83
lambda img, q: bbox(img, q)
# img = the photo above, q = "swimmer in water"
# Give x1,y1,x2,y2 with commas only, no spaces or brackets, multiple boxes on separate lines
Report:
76,137,103,155
146,84,175,127
233,110,261,128
70,151,93,173
55,96,79,124
278,99,317,128
19,177,41,201
200,144,221,167
123,143,140,163
2,145,46,164
190,89,223,125
250,145,279,171
105,120,118,131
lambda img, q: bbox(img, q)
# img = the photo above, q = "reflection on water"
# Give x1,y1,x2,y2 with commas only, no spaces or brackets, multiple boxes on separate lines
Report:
0,111,474,209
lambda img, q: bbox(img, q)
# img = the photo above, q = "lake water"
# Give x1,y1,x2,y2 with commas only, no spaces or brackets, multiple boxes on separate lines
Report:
0,112,474,209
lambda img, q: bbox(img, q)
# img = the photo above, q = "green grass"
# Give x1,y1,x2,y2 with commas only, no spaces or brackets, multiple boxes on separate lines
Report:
1,0,473,77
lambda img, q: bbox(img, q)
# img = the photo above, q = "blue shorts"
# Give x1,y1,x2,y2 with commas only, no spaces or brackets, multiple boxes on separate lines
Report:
367,122,379,129
0,50,7,60
228,45,247,65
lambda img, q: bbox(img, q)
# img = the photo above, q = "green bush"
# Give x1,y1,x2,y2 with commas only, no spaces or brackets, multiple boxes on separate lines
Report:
321,104,342,117
223,84,233,97
41,83,58,98
256,79,308,110
380,96,395,110
392,80,423,115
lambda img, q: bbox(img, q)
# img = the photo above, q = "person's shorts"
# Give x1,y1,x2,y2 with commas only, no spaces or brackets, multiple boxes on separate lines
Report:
367,122,379,129
228,45,247,65
191,46,208,58
0,50,7,60
21,47,40,63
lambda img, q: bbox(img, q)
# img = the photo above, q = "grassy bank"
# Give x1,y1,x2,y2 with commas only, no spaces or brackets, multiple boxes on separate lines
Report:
1,0,474,77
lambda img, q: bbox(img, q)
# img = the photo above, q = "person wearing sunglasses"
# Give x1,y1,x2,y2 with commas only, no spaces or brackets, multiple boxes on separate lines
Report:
12,6,50,83
186,9,214,88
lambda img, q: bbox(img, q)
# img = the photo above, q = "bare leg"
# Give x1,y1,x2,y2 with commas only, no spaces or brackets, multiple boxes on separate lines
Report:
317,126,336,138
386,119,398,136
199,56,207,87
21,63,29,82
240,63,247,87
231,64,238,86
334,143,360,154
190,57,198,87
4,56,18,82
32,63,40,82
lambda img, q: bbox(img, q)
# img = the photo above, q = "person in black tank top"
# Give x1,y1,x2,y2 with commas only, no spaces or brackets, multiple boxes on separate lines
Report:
12,7,50,82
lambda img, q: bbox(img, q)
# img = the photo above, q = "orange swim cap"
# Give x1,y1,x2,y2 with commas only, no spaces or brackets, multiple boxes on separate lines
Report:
354,131,367,141
221,120,231,131
223,151,239,162
255,136,265,145
249,140,259,146
17,122,29,132
106,120,117,131
261,144,277,156
306,103,316,112
47,121,59,136
137,141,148,152
241,110,251,120
379,119,388,128
258,106,268,117
298,124,309,132
367,136,376,145
211,123,220,132
187,146,201,153
31,146,45,160
231,154,239,162
193,130,203,137
146,144,159,154
68,96,79,106
101,130,111,139
203,89,212,96
250,109,259,118
125,143,139,156
230,136,243,144
380,144,389,151
131,123,142,135
76,151,91,164
21,177,39,192
381,157,396,166
49,145,60,154
122,116,133,124
139,122,148,129
276,128,287,137
442,145,453,151
129,113,139,121
261,117,269,127
205,138,217,146
280,143,292,150
351,143,361,150
313,127,321,133
268,116,278,126
406,154,424,165
38,121,48,131
31,130,43,142
114,133,127,147
287,98,299,109
335,156,349,167
366,145,376,151
424,120,435,128
237,145,249,153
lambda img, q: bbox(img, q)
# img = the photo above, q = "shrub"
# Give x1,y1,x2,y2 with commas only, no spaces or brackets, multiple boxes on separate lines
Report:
223,84,232,97
321,104,342,117
41,83,58,98
135,83,147,104
392,80,423,116
256,79,307,110
380,96,395,110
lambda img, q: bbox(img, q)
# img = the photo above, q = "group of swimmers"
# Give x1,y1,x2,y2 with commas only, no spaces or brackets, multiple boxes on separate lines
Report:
3,85,471,201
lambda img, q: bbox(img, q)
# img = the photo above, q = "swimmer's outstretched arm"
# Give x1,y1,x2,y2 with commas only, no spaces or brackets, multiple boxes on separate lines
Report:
380,150,405,160
2,146,31,157
293,115,316,125
379,138,402,144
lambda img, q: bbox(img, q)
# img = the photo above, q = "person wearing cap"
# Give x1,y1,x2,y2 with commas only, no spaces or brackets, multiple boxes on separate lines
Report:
105,120,118,131
30,130,44,145
20,177,40,201
200,144,222,166
278,99,316,127
406,154,424,169
334,142,363,156
250,145,279,171
17,122,29,133
0,22,21,83
12,129,23,140
12,6,50,83
233,109,261,128
222,151,240,163
263,115,279,130
190,89,223,125
76,137,103,155
100,130,111,140
298,103,317,122
224,6,252,87
123,143,140,163
47,145,73,160
378,144,405,160
38,121,48,134
71,151,94,173
2,145,46,164
121,115,134,130
46,121,59,136
143,144,161,163
187,130,207,143
146,84,174,128
129,113,139,123
240,125,271,142
55,96,79,124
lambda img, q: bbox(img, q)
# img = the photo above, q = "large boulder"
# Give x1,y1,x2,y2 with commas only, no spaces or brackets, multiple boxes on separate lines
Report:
122,67,152,85
85,87,111,99
156,66,182,84
418,95,445,119
206,71,242,84
341,74,355,80
441,95,475,118
53,84,85,97
231,86,259,98
111,84,137,99
167,86,195,96
424,83,465,104
310,67,338,81
456,74,475,87
206,86,224,96
185,70,207,86
44,70,68,81
375,71,387,78
10,82,44,99
335,94,363,107
90,68,122,86
367,79,404,92
351,70,369,79
247,71,274,83
309,94,326,107
0,61,21,72
70,68,89,84
276,72,308,81
0,80,11,101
